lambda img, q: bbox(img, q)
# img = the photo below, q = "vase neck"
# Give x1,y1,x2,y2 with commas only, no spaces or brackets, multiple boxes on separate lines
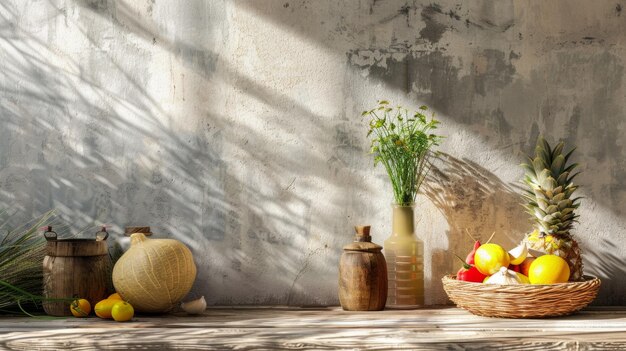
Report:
392,204,415,237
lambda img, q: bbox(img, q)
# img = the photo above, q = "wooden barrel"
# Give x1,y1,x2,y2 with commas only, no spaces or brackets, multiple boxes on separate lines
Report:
42,227,112,316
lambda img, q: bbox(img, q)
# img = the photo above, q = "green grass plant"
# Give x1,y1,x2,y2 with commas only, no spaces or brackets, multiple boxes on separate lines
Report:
0,210,70,314
362,100,442,205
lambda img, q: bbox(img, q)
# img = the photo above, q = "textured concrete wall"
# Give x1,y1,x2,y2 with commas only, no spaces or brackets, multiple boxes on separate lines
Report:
1,1,625,305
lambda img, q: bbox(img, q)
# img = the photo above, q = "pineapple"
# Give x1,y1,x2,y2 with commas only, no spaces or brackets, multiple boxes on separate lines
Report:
520,137,583,281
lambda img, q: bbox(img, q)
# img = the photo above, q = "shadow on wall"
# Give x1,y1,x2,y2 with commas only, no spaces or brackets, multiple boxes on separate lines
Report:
0,1,368,305
423,152,530,302
240,0,626,305
585,238,626,305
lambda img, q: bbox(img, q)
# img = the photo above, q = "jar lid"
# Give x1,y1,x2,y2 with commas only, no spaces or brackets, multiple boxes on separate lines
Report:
342,225,382,252
124,226,152,237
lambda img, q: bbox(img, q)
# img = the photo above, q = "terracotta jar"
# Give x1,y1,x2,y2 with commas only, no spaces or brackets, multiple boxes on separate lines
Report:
338,225,388,311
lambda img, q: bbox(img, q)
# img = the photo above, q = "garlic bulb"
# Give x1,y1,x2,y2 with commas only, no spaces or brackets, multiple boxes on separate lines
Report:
508,243,528,265
181,296,206,314
484,266,529,285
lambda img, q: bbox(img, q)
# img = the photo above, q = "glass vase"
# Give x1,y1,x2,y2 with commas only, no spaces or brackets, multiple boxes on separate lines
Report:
383,203,424,309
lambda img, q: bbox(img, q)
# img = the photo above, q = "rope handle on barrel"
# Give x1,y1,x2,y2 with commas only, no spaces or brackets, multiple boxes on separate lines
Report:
41,226,57,241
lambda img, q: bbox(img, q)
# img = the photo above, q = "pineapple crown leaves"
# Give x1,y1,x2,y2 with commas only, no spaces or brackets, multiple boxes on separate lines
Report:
521,136,581,236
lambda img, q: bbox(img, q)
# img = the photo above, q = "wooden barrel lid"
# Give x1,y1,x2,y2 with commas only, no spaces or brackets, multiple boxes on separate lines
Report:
46,239,108,257
124,226,152,237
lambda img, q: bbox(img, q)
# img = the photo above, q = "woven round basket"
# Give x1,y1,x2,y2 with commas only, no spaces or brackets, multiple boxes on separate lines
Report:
442,274,601,318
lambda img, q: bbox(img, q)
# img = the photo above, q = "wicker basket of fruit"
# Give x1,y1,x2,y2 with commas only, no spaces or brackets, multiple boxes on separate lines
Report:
442,274,600,318
443,137,601,318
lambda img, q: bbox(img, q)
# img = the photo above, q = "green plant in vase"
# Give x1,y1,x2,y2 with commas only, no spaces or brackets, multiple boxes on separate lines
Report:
361,100,442,308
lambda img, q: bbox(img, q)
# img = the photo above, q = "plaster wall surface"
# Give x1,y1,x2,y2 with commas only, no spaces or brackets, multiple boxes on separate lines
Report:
0,0,625,305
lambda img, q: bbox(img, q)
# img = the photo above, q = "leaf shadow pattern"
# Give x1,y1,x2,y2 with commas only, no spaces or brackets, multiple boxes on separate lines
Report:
0,1,375,306
422,152,530,302
584,238,626,305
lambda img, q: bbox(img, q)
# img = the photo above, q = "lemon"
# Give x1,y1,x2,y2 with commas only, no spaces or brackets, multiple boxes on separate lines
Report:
111,301,134,322
108,293,124,300
474,243,510,275
94,299,118,319
528,255,570,284
70,298,91,317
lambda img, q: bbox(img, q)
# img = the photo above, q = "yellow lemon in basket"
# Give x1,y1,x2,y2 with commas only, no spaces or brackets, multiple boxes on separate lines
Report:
474,243,510,275
528,255,570,284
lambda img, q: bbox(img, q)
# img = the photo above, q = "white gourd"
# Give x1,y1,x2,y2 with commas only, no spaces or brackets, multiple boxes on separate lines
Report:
484,266,529,285
112,233,197,313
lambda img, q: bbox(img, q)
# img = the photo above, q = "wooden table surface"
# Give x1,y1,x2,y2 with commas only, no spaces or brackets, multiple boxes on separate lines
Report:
0,306,625,350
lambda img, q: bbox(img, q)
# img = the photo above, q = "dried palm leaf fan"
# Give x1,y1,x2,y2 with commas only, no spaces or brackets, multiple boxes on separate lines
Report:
112,232,196,313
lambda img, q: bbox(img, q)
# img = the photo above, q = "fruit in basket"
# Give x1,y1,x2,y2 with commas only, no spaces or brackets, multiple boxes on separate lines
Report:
508,264,520,273
520,137,583,281
518,273,530,284
523,230,581,280
484,266,529,285
519,257,536,276
507,243,528,265
457,265,486,283
455,255,487,283
465,239,481,265
474,243,510,275
463,230,481,265
528,254,570,284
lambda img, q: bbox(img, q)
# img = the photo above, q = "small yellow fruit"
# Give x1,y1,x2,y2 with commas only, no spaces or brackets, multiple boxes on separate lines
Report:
508,243,528,265
108,293,123,300
474,243,511,275
70,299,91,317
528,255,570,284
94,299,118,319
517,272,530,284
111,301,134,322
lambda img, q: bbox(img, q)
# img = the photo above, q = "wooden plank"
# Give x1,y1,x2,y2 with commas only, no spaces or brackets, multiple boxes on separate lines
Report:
0,307,624,350
1,327,626,350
